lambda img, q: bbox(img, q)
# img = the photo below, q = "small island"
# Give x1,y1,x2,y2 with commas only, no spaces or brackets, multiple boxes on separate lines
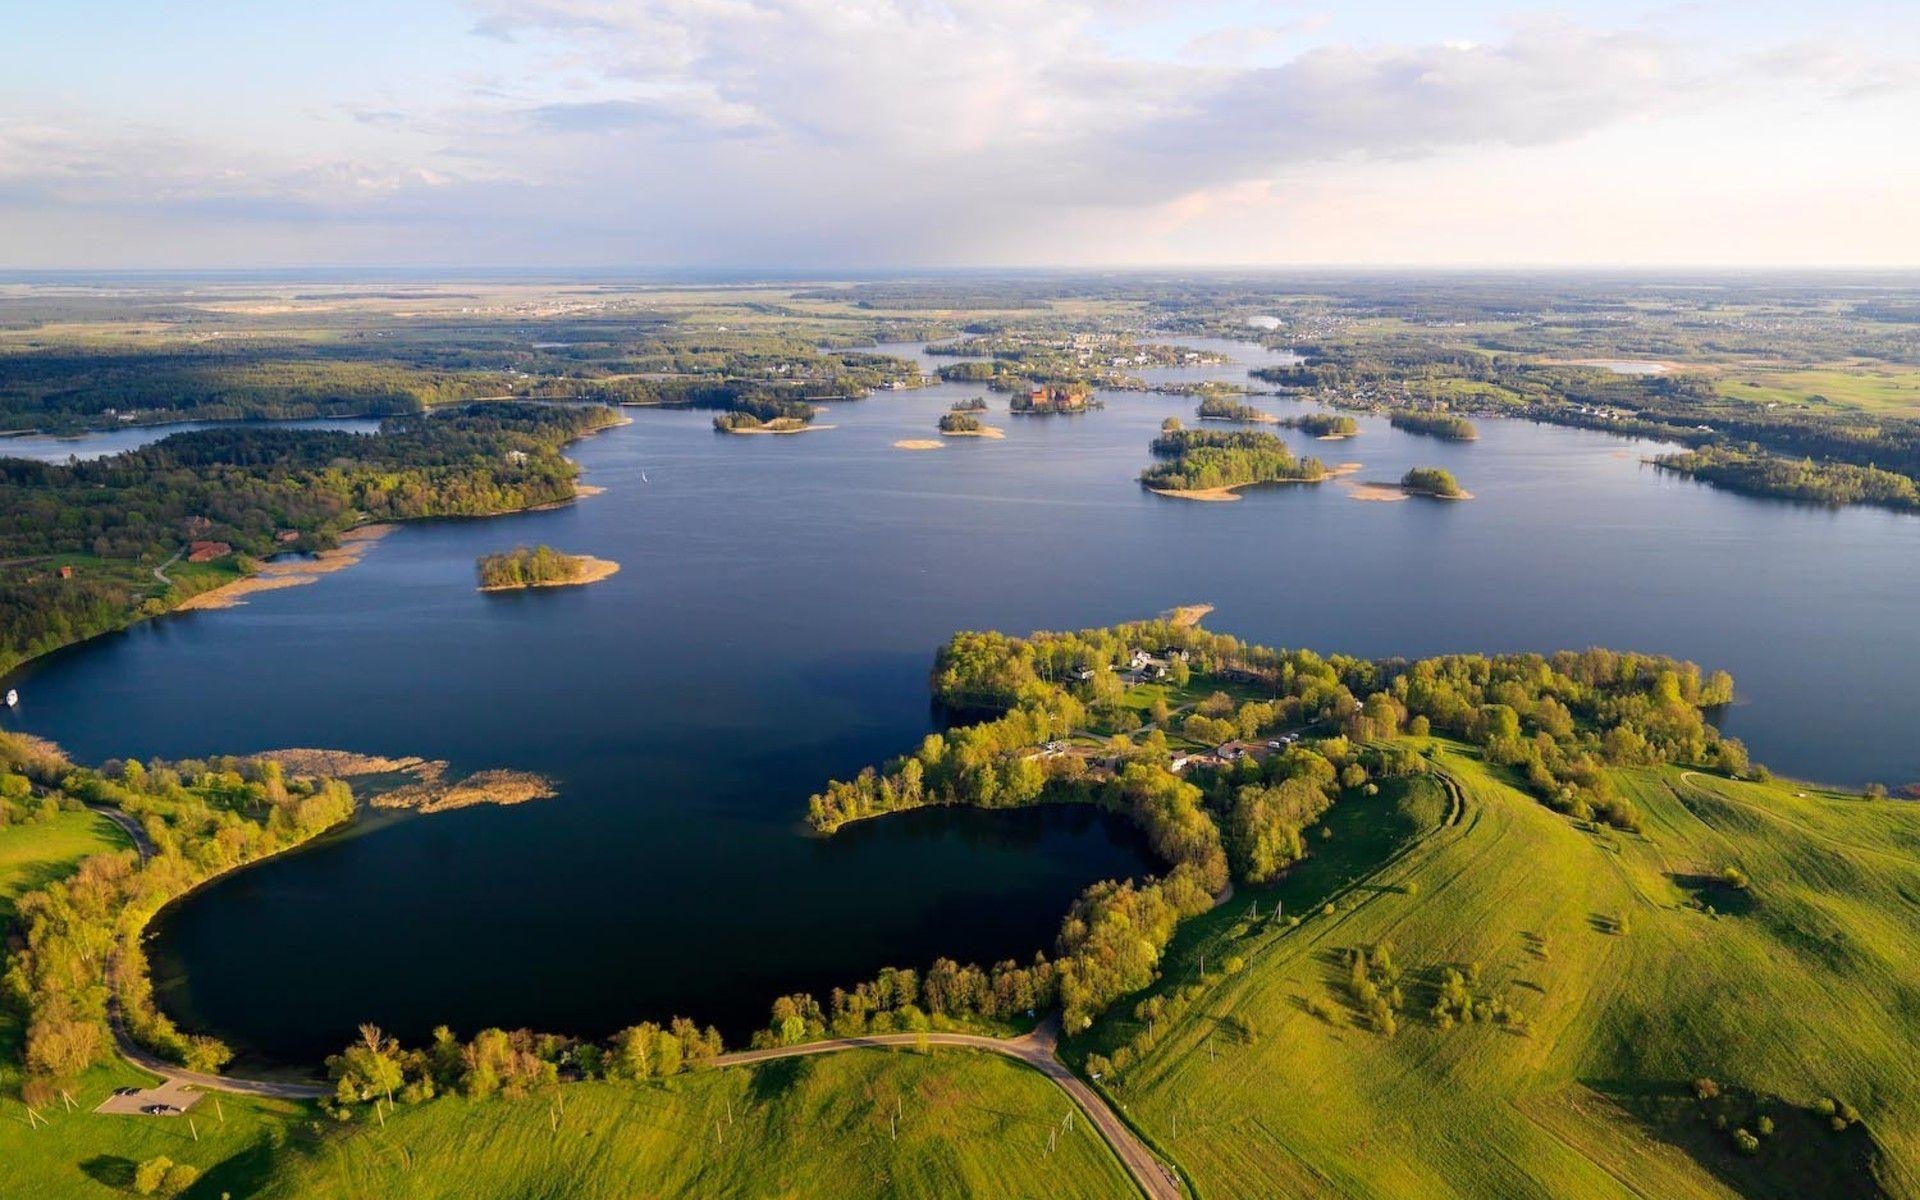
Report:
1141,428,1333,501
1401,466,1471,499
713,412,816,435
1197,396,1276,423
938,410,1005,438
476,544,621,590
1388,410,1479,441
1011,383,1100,415
1284,413,1360,439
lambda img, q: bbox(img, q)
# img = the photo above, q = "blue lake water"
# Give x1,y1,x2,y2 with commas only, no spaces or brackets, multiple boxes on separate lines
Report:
3,340,1916,1066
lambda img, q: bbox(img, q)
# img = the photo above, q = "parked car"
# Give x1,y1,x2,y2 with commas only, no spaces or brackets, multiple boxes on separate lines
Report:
112,1086,142,1097
140,1104,181,1116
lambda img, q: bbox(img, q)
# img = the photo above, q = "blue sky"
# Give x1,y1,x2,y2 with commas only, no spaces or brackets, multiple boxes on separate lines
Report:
2,1,1915,268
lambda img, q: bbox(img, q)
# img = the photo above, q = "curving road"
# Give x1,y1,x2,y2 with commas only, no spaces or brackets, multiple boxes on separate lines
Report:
105,1015,1182,1196
715,1019,1184,1200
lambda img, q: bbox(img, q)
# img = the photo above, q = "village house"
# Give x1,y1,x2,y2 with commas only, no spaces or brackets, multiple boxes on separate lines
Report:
187,540,232,563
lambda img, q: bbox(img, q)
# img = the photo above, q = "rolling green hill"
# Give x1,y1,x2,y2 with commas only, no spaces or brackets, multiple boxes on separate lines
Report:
1090,746,1920,1198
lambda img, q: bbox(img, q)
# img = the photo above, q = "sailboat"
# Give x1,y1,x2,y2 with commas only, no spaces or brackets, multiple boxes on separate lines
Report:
4,688,16,708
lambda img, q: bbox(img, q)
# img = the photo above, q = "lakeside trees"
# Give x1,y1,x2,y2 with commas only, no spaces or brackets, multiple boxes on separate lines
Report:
1,736,355,1096
1655,446,1920,511
939,412,983,433
1388,410,1478,441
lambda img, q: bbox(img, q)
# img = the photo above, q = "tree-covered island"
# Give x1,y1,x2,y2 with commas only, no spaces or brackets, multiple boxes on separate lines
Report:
1140,427,1330,500
1388,409,1479,440
476,545,620,591
1197,396,1276,423
1401,466,1469,498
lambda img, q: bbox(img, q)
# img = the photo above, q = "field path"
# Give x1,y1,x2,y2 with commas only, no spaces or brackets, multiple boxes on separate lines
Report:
715,1019,1184,1199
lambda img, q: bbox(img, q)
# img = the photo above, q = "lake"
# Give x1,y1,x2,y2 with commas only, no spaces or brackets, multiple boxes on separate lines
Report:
4,339,1917,1067
0,416,385,463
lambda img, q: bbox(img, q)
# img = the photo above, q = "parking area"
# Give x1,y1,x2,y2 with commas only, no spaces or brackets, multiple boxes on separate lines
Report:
93,1077,205,1117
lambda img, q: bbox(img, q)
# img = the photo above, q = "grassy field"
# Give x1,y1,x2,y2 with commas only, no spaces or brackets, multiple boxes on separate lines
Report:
256,1049,1135,1200
1717,368,1920,417
1094,745,1920,1198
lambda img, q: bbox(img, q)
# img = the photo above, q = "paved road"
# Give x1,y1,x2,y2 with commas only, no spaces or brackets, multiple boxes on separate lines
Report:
715,1020,1184,1200
107,1013,329,1101
104,1018,1185,1198
85,803,153,861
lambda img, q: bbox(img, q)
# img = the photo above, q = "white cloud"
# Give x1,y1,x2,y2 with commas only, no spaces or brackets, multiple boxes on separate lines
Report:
0,2,1912,266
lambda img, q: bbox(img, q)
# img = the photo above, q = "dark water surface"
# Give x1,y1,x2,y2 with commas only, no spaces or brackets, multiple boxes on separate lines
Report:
4,340,1918,1065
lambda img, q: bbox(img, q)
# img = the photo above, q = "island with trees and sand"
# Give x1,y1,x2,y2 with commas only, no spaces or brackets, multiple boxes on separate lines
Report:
937,411,1004,438
475,545,620,592
1400,466,1471,499
1140,427,1334,500
1283,413,1360,439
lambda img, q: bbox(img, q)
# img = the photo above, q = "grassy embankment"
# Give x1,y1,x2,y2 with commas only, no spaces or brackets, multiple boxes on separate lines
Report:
1089,745,1920,1199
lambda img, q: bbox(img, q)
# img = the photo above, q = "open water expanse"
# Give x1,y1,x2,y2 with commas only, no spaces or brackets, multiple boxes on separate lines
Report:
4,339,1917,1066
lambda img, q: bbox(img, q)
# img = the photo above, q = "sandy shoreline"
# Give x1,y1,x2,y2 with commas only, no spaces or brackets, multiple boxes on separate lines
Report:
722,422,834,436
894,438,943,450
941,425,1006,439
1167,603,1213,628
174,524,397,611
1148,461,1359,503
478,555,620,591
253,748,558,814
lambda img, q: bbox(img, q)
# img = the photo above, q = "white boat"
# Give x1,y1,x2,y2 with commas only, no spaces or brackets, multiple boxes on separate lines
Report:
4,689,16,708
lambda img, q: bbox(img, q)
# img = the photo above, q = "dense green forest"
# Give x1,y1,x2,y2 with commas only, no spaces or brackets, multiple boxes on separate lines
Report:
0,403,619,675
1140,427,1326,492
938,412,983,433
